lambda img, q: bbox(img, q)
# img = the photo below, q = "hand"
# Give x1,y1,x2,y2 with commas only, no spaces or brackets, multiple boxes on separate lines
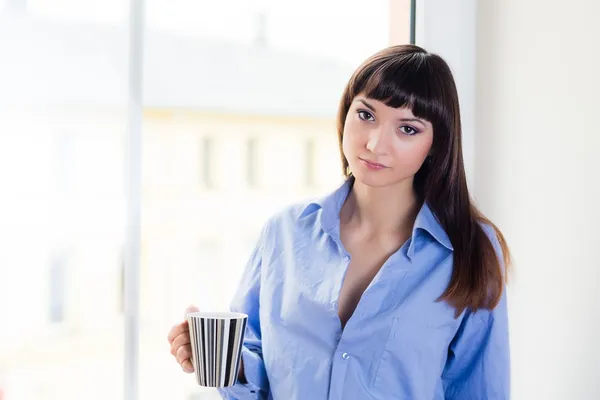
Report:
167,305,199,373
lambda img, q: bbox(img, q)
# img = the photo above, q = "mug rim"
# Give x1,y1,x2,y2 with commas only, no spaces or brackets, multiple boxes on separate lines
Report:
187,311,248,320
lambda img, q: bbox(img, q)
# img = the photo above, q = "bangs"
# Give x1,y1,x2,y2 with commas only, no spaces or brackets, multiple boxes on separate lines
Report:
337,45,461,178
349,52,450,130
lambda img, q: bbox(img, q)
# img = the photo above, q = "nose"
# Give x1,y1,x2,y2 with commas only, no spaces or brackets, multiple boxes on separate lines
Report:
366,127,388,154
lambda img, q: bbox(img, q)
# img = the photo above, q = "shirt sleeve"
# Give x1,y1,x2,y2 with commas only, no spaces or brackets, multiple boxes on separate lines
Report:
442,225,511,400
217,225,269,400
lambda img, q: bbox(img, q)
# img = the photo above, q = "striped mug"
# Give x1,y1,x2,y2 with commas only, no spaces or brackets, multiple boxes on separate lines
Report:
187,311,248,387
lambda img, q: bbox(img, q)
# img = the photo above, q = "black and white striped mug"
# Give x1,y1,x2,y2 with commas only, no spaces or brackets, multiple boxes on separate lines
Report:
187,311,248,387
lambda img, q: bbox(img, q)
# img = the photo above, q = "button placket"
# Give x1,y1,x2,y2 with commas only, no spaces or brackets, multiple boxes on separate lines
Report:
328,251,352,399
328,349,351,400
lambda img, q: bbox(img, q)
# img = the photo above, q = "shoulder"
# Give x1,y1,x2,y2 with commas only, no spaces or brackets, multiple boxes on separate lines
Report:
263,179,350,230
478,220,506,263
257,180,348,253
257,196,320,244
479,222,499,246
252,197,319,265
261,198,317,232
477,219,510,293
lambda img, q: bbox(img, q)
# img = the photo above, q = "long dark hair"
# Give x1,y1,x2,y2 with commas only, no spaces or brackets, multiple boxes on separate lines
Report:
337,44,510,314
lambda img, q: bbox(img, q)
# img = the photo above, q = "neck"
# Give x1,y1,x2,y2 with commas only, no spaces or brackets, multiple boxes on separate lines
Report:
341,177,421,236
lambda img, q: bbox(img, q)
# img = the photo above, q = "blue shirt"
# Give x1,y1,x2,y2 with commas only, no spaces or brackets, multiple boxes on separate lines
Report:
218,178,510,400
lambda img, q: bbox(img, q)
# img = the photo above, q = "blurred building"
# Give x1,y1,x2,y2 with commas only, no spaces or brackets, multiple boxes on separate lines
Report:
0,8,352,400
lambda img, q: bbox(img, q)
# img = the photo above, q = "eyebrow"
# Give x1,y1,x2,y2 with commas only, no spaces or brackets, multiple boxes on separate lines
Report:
358,99,376,112
399,117,427,127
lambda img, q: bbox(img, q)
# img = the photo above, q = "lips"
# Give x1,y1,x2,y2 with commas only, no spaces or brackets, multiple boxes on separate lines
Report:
359,157,387,169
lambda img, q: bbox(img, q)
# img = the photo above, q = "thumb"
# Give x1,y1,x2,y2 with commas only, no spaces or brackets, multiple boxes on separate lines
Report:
184,304,199,318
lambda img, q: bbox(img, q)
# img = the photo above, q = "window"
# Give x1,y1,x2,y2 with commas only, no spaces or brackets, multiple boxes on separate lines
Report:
0,1,129,398
0,1,404,399
49,252,68,324
246,137,259,188
138,2,400,393
199,136,215,189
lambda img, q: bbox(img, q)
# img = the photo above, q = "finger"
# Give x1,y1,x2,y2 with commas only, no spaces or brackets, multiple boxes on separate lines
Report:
170,332,191,357
176,345,192,365
171,332,191,356
184,305,199,318
181,359,194,373
167,321,189,344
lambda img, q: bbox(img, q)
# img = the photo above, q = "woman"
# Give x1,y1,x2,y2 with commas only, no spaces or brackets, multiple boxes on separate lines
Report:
168,44,511,400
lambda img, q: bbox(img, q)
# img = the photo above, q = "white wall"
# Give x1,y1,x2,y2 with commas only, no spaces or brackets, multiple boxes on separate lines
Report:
476,1,600,399
418,0,600,398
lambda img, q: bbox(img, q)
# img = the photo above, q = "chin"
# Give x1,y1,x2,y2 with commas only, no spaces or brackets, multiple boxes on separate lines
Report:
352,171,396,188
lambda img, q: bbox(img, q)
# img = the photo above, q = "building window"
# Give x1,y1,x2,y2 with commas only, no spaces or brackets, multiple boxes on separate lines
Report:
49,252,68,324
305,138,316,188
246,137,259,188
199,136,214,189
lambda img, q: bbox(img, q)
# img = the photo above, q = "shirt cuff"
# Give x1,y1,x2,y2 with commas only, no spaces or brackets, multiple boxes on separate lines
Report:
216,347,266,399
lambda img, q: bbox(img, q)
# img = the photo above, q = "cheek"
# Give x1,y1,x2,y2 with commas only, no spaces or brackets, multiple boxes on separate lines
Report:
341,120,362,158
341,132,354,159
393,138,432,172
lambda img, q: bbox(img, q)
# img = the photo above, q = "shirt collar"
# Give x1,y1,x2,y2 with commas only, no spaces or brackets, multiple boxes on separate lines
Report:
407,202,454,257
298,177,453,255
298,177,353,239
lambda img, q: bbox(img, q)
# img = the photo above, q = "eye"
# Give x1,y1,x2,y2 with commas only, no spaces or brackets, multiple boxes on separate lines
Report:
399,125,419,136
357,110,375,121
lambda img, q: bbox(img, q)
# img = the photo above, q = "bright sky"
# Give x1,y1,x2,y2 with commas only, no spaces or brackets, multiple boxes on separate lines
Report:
3,0,391,67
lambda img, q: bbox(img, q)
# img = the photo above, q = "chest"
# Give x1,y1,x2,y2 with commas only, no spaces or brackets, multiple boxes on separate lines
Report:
261,234,461,392
336,235,407,328
261,224,457,331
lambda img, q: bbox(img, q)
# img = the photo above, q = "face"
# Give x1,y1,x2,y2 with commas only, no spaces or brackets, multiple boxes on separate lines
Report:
342,95,434,188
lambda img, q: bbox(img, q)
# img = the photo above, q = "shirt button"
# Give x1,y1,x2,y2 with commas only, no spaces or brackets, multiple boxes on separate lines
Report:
341,352,350,360
331,301,339,310
343,255,350,262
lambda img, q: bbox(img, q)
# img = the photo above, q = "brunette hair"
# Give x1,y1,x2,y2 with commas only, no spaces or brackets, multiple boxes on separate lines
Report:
337,44,510,314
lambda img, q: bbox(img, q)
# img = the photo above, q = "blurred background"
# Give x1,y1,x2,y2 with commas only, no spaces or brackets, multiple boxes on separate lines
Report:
0,0,598,399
